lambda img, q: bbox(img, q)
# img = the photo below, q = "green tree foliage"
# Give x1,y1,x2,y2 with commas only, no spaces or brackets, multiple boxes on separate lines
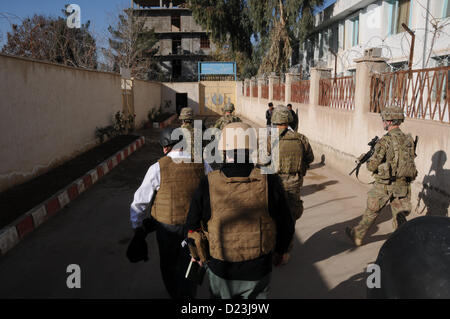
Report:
188,0,254,78
251,0,322,75
188,0,322,77
103,10,160,80
2,10,97,69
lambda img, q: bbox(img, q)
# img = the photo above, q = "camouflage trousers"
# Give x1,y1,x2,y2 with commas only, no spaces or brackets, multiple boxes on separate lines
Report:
278,174,304,221
354,182,412,240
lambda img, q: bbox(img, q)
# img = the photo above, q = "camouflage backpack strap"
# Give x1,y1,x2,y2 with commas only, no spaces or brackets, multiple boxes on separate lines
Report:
390,132,400,177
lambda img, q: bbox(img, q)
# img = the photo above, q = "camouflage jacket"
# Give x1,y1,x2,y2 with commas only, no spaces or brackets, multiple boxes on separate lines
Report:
213,115,242,130
269,129,314,176
298,133,314,175
366,128,417,184
180,123,195,158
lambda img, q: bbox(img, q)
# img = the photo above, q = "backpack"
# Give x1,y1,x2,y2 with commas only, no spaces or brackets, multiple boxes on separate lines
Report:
389,133,418,181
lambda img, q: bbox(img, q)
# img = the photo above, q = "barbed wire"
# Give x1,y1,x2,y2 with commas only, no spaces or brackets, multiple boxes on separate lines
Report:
299,0,450,77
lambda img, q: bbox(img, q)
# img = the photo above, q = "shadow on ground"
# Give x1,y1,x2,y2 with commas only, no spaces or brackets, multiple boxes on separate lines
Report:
270,204,393,298
301,180,339,197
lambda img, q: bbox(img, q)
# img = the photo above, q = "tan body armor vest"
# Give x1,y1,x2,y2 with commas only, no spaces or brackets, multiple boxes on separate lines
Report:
207,168,276,262
278,131,305,174
151,156,204,225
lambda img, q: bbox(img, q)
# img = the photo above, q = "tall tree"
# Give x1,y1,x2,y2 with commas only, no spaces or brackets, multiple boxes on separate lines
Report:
187,0,254,78
188,0,322,77
2,10,97,69
102,10,159,81
250,0,322,75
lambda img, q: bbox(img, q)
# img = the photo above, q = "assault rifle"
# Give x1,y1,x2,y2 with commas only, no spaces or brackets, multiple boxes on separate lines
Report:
349,136,379,178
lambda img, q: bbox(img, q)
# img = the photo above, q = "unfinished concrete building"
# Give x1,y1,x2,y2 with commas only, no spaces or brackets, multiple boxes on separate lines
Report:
131,0,215,81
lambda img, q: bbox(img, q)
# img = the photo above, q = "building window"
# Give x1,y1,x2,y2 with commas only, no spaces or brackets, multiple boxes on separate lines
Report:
171,14,180,32
331,24,338,53
431,55,449,102
200,35,210,49
390,61,408,71
172,36,181,54
389,0,411,35
351,16,359,47
172,60,182,80
444,0,450,18
339,22,345,50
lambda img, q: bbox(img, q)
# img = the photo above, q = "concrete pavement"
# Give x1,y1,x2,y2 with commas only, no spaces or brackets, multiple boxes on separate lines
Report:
0,117,411,298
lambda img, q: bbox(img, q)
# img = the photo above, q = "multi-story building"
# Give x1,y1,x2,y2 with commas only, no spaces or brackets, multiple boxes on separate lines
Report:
299,0,450,76
131,0,215,81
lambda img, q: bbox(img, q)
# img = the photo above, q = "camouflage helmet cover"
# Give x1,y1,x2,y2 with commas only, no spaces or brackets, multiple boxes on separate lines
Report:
271,105,293,124
218,122,255,151
381,106,405,121
222,102,235,113
179,107,193,120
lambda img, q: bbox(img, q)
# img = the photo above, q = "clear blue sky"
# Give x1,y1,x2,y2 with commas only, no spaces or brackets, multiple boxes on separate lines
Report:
0,0,131,50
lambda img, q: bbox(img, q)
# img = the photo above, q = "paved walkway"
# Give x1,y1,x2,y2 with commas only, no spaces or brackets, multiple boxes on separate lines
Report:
0,116,406,298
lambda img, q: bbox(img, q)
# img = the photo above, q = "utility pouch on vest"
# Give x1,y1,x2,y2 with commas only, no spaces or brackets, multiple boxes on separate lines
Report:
376,162,391,181
187,231,210,263
391,184,408,198
390,133,418,181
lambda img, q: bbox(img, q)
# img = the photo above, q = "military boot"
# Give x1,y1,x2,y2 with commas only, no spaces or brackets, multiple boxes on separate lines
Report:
392,212,407,230
345,227,363,246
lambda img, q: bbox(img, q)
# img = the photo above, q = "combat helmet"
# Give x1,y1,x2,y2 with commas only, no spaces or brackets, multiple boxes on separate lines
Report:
179,107,193,120
218,122,255,151
159,127,181,148
222,102,235,113
271,105,293,125
380,106,405,121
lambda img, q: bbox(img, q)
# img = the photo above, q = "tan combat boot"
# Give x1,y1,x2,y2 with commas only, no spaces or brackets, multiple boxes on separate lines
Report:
345,227,363,246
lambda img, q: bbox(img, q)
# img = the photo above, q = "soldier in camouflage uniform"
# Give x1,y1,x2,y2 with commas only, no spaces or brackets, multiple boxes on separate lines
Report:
346,106,418,246
213,102,242,130
179,107,198,161
271,105,314,264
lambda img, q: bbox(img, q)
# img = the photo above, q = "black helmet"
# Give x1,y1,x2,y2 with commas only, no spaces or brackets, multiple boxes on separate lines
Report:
159,127,181,148
368,216,450,299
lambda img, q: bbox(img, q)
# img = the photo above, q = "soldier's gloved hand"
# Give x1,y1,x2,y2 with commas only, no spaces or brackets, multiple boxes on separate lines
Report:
126,227,148,263
142,217,158,235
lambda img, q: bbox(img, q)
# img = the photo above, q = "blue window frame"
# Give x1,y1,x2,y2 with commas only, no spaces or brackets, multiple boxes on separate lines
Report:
387,0,411,35
351,16,359,46
443,0,450,18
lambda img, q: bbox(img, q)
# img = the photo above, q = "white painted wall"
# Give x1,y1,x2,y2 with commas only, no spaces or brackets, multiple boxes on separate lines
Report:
0,54,162,192
308,0,450,73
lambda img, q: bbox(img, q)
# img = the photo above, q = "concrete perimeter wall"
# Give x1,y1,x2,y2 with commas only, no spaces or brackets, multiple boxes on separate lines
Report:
161,82,200,115
236,61,450,217
134,79,162,128
0,54,161,192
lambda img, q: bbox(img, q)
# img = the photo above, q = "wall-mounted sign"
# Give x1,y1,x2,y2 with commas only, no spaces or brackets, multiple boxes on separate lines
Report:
198,62,236,81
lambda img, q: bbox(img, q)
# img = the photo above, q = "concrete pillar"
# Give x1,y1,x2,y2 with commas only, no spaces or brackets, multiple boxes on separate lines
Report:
268,75,278,102
353,57,389,117
250,77,255,104
309,67,332,106
244,79,250,97
258,77,264,102
285,73,294,104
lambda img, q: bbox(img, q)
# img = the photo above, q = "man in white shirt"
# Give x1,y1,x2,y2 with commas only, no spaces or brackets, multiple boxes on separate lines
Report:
129,127,212,298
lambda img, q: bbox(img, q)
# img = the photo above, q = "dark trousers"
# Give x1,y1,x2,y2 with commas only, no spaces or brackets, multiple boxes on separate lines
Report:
156,222,197,299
